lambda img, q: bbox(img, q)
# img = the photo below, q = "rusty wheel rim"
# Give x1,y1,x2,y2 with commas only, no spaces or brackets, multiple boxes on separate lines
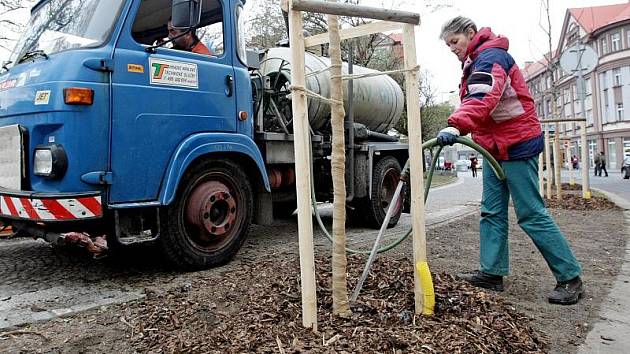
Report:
379,167,401,214
183,174,243,253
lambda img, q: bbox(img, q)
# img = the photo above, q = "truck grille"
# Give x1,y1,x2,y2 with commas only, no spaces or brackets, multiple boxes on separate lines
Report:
0,124,25,190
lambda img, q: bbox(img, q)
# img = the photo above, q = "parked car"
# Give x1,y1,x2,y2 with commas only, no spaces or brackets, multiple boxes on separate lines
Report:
622,155,630,179
477,157,484,169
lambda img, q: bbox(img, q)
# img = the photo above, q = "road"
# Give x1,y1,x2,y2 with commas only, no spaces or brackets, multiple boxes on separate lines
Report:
561,169,630,201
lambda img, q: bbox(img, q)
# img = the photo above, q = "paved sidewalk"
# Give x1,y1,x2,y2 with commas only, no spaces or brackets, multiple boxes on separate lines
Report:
577,191,630,354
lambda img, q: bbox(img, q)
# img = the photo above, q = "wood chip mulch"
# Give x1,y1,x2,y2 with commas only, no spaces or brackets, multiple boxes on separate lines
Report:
545,192,620,210
124,256,547,353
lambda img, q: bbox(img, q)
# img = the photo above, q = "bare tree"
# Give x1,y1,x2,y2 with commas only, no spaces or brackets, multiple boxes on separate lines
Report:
0,1,33,53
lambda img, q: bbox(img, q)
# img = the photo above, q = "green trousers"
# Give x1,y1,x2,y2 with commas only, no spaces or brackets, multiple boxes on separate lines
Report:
480,156,582,282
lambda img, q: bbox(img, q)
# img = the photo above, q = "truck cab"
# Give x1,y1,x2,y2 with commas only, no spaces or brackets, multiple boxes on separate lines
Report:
0,0,271,269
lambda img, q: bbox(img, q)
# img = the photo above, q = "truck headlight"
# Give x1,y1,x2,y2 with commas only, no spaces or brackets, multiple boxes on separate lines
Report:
34,144,67,179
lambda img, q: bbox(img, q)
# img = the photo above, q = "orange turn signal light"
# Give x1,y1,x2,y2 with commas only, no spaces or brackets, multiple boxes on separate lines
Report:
64,87,94,105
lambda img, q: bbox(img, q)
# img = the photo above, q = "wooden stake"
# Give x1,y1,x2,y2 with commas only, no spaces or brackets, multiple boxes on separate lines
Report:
288,2,317,331
580,121,591,199
553,122,562,200
327,11,351,317
402,24,427,315
544,125,552,199
538,153,544,197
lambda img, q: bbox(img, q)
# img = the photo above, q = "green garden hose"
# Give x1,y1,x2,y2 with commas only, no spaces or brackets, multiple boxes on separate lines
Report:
313,136,505,254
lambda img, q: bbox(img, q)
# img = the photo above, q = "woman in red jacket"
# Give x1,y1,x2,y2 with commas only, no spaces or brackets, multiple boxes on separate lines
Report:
437,16,583,305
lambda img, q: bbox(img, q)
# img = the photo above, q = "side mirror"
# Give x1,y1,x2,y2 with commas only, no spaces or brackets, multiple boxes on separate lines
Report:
171,0,202,29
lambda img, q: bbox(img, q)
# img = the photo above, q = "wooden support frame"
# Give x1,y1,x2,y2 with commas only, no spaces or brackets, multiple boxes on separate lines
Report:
304,20,404,47
402,23,427,315
540,118,590,199
553,122,562,200
288,3,318,331
544,125,552,198
287,0,424,328
291,0,420,24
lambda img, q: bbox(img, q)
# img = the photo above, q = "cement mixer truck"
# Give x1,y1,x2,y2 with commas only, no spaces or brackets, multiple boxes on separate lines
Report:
0,0,409,269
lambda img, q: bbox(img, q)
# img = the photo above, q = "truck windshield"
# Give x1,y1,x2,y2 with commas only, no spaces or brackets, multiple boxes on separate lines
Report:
9,0,125,65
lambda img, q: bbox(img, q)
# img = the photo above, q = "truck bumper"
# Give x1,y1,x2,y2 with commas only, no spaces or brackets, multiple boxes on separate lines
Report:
0,188,103,222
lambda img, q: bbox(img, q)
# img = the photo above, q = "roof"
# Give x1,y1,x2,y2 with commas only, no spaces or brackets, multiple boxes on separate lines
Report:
569,2,630,33
522,56,550,79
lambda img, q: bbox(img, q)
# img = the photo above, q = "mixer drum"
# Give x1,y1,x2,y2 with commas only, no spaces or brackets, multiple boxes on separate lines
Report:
260,47,404,134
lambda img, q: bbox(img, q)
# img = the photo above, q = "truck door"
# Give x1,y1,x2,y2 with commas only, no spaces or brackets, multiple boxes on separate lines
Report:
109,0,235,203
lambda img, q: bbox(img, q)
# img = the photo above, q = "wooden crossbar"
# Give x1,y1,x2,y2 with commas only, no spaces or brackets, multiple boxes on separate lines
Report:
304,20,403,47
291,0,420,24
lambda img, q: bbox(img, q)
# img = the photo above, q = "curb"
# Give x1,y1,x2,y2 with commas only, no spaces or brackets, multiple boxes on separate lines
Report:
590,187,630,210
429,175,464,192
577,192,630,353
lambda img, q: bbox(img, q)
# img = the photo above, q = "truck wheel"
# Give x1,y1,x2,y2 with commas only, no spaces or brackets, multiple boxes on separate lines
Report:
159,159,253,270
364,156,403,228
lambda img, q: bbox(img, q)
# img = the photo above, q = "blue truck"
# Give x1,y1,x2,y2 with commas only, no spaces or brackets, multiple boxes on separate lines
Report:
0,0,409,269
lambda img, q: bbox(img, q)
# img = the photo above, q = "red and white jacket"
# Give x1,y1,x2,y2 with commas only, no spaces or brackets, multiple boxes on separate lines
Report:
447,28,542,161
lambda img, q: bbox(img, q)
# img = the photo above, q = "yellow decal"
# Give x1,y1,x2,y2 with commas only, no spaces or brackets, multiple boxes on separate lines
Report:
127,64,145,73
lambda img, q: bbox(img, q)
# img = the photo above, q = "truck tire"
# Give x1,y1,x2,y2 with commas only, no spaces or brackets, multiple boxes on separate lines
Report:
159,159,253,270
362,156,403,229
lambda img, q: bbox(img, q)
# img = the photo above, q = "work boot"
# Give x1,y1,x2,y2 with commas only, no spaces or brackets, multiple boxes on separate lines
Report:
457,271,504,292
548,276,584,305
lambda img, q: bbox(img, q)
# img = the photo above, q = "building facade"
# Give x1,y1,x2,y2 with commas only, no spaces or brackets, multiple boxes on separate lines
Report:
524,2,630,170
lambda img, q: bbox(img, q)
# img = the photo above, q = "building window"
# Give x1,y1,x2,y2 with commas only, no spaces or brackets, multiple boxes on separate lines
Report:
585,78,593,126
588,139,597,168
600,71,608,88
602,88,610,122
545,99,552,117
608,140,617,169
612,32,621,51
546,75,552,90
614,68,622,86
617,103,624,121
627,29,630,48
624,138,630,157
601,37,608,54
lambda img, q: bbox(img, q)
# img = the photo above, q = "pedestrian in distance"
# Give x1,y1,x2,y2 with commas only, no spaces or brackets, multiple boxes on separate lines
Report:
436,16,584,305
594,153,601,177
571,155,579,170
470,154,478,177
596,151,608,177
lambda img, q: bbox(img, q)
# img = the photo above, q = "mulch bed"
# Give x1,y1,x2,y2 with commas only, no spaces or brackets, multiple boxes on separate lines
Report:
125,256,546,353
544,192,620,211
561,183,584,191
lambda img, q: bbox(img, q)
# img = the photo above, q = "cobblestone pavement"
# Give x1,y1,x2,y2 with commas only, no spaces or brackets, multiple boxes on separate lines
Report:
0,175,482,330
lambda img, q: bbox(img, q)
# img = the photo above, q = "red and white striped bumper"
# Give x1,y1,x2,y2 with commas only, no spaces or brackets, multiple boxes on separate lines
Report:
0,189,103,222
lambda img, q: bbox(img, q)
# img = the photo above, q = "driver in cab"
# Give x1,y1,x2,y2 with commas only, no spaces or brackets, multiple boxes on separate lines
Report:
167,19,212,55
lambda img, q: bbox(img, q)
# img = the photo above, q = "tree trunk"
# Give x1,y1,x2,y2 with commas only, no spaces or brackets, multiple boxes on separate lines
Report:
328,12,351,317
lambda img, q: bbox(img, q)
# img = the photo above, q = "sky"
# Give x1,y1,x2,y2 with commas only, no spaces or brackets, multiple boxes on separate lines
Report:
1,0,627,99
410,0,625,100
